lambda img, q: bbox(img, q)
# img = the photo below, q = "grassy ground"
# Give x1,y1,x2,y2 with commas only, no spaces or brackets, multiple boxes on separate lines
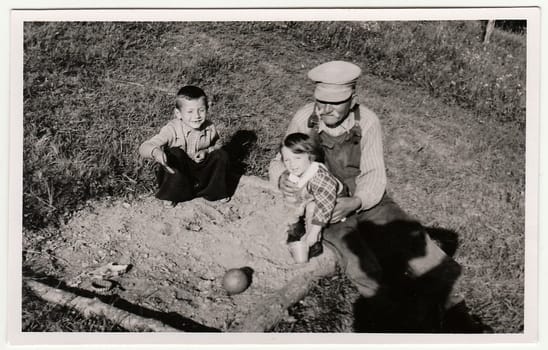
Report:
22,21,525,333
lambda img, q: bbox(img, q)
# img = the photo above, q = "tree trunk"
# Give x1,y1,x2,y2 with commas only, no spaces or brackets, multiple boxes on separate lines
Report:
483,20,496,44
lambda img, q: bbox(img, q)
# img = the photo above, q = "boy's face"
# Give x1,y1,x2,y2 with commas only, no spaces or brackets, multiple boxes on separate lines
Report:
175,97,207,130
281,146,312,177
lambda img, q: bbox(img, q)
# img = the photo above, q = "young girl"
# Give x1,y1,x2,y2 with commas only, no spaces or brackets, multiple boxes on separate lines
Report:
280,132,343,260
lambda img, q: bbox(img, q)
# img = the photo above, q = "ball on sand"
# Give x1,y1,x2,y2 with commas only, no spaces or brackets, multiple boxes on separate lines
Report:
222,268,250,295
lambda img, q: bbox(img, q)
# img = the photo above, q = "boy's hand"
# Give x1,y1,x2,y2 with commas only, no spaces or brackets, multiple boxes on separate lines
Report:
194,149,207,163
152,148,175,174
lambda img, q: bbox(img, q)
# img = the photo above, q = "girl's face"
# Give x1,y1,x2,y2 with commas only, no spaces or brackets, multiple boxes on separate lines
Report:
281,146,312,177
175,97,207,130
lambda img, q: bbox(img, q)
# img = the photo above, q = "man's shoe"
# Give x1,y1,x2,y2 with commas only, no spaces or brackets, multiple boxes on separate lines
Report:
442,300,493,333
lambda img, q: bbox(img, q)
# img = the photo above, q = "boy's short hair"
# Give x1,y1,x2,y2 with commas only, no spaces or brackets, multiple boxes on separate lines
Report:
175,85,209,110
282,132,323,162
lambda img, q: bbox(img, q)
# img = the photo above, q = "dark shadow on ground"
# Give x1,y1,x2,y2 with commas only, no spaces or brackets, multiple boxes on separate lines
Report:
22,268,220,332
221,129,258,196
345,221,493,333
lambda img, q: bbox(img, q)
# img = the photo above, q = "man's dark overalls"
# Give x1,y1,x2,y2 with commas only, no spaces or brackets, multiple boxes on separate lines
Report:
308,105,462,303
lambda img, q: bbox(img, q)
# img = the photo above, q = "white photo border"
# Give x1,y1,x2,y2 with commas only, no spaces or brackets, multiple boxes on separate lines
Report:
4,4,544,349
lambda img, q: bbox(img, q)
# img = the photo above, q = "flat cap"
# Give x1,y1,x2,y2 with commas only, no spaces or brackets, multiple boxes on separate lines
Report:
307,61,362,102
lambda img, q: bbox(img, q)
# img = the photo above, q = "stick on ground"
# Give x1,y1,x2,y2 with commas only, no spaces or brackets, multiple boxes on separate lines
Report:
25,280,181,332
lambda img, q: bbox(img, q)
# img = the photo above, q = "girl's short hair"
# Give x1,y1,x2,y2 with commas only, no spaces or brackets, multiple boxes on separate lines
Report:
282,132,323,162
175,85,209,110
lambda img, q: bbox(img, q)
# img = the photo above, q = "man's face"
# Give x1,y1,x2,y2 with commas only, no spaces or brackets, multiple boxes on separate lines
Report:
314,98,352,127
175,97,207,130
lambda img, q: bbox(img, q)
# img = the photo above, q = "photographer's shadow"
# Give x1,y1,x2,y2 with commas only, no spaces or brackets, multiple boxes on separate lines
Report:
345,221,492,333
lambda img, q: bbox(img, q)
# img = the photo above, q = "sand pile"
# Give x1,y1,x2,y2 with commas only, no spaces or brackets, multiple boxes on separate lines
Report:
30,176,336,331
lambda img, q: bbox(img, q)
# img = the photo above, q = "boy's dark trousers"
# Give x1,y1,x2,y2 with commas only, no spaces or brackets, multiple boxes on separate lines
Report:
155,147,230,203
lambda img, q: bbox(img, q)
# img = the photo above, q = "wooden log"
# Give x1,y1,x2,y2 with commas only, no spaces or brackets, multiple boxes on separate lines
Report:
25,280,180,332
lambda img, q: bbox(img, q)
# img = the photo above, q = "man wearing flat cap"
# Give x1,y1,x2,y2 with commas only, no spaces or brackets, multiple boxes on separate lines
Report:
269,61,464,315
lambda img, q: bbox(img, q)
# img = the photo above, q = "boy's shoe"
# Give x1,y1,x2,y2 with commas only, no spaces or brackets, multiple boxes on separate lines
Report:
218,197,231,203
308,241,323,259
163,201,177,208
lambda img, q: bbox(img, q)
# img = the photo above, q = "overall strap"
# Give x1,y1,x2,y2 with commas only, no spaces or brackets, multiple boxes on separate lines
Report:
307,111,319,130
353,103,361,122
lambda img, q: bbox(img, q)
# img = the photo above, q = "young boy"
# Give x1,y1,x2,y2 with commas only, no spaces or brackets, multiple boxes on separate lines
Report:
139,85,230,206
281,132,343,260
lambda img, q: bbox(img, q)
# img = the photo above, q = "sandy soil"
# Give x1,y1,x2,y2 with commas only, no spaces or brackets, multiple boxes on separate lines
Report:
24,176,336,331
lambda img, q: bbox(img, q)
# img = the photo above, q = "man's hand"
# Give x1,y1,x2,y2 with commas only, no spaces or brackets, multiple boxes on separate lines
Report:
194,149,207,163
278,170,299,197
152,148,175,174
331,196,361,223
